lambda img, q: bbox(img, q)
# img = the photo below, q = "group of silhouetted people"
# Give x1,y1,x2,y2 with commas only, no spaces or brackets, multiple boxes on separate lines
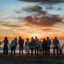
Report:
41,37,62,56
0,36,63,55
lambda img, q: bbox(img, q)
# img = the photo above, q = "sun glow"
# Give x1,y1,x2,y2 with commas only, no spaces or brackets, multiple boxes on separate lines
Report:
32,33,38,38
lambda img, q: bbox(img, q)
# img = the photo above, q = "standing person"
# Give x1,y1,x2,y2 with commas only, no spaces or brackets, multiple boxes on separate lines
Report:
25,38,30,55
2,37,9,55
42,38,47,55
34,37,40,55
59,45,62,55
18,37,24,54
46,37,51,55
10,38,17,55
53,37,60,55
30,37,35,55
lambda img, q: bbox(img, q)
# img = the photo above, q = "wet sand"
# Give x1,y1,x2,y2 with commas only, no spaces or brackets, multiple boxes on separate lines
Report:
0,53,64,64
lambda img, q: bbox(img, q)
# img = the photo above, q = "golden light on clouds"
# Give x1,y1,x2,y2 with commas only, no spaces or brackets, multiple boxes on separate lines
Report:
0,3,64,40
0,20,64,40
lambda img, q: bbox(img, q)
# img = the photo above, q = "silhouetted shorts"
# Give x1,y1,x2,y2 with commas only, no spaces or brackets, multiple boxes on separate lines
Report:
47,46,50,50
3,45,8,53
11,46,16,51
19,45,23,51
30,46,34,51
35,46,39,50
54,46,58,50
30,48,34,51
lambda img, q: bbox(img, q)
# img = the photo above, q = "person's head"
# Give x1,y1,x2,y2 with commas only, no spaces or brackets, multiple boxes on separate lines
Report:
14,38,17,41
4,37,8,40
47,37,49,39
55,37,57,38
43,38,46,41
35,36,38,40
31,37,34,41
26,38,29,41
35,36,37,39
19,36,21,39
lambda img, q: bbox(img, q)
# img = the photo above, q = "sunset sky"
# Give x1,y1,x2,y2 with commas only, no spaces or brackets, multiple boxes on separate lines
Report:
0,0,64,39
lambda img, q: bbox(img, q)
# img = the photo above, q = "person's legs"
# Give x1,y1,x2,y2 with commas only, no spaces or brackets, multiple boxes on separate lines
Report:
11,47,13,55
3,46,5,54
35,47,37,55
22,47,23,55
59,48,62,55
56,47,59,55
37,47,39,55
11,48,12,55
27,51,29,55
43,47,45,55
48,47,50,55
53,47,55,55
13,46,16,55
43,49,45,55
21,46,23,55
6,46,8,54
14,49,15,55
11,47,12,55
47,48,48,56
25,47,29,55
31,48,33,55
19,46,21,54
3,45,7,54
45,48,47,56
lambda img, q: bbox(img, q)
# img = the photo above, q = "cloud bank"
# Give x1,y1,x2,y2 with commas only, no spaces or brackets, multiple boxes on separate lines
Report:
24,15,62,26
18,6,62,27
19,0,64,2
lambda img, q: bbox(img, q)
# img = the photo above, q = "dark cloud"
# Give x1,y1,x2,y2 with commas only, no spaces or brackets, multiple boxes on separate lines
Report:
22,6,47,15
15,5,62,27
15,6,62,27
24,15,62,26
19,0,64,2
23,6,42,12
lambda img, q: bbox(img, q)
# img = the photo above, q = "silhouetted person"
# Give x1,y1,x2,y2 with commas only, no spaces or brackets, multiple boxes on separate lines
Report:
30,37,35,55
39,41,42,54
42,38,47,55
25,38,30,55
18,37,24,54
59,45,62,55
46,37,51,55
53,37,60,55
10,38,17,55
34,37,40,55
2,37,9,55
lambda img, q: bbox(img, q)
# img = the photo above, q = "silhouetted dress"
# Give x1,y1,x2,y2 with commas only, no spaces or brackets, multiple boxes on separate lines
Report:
25,41,30,52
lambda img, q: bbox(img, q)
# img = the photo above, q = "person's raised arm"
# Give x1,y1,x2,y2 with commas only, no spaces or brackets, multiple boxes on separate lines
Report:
0,40,4,45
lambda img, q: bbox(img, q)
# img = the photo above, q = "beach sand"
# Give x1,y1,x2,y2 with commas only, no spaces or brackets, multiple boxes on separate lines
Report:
0,54,64,64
